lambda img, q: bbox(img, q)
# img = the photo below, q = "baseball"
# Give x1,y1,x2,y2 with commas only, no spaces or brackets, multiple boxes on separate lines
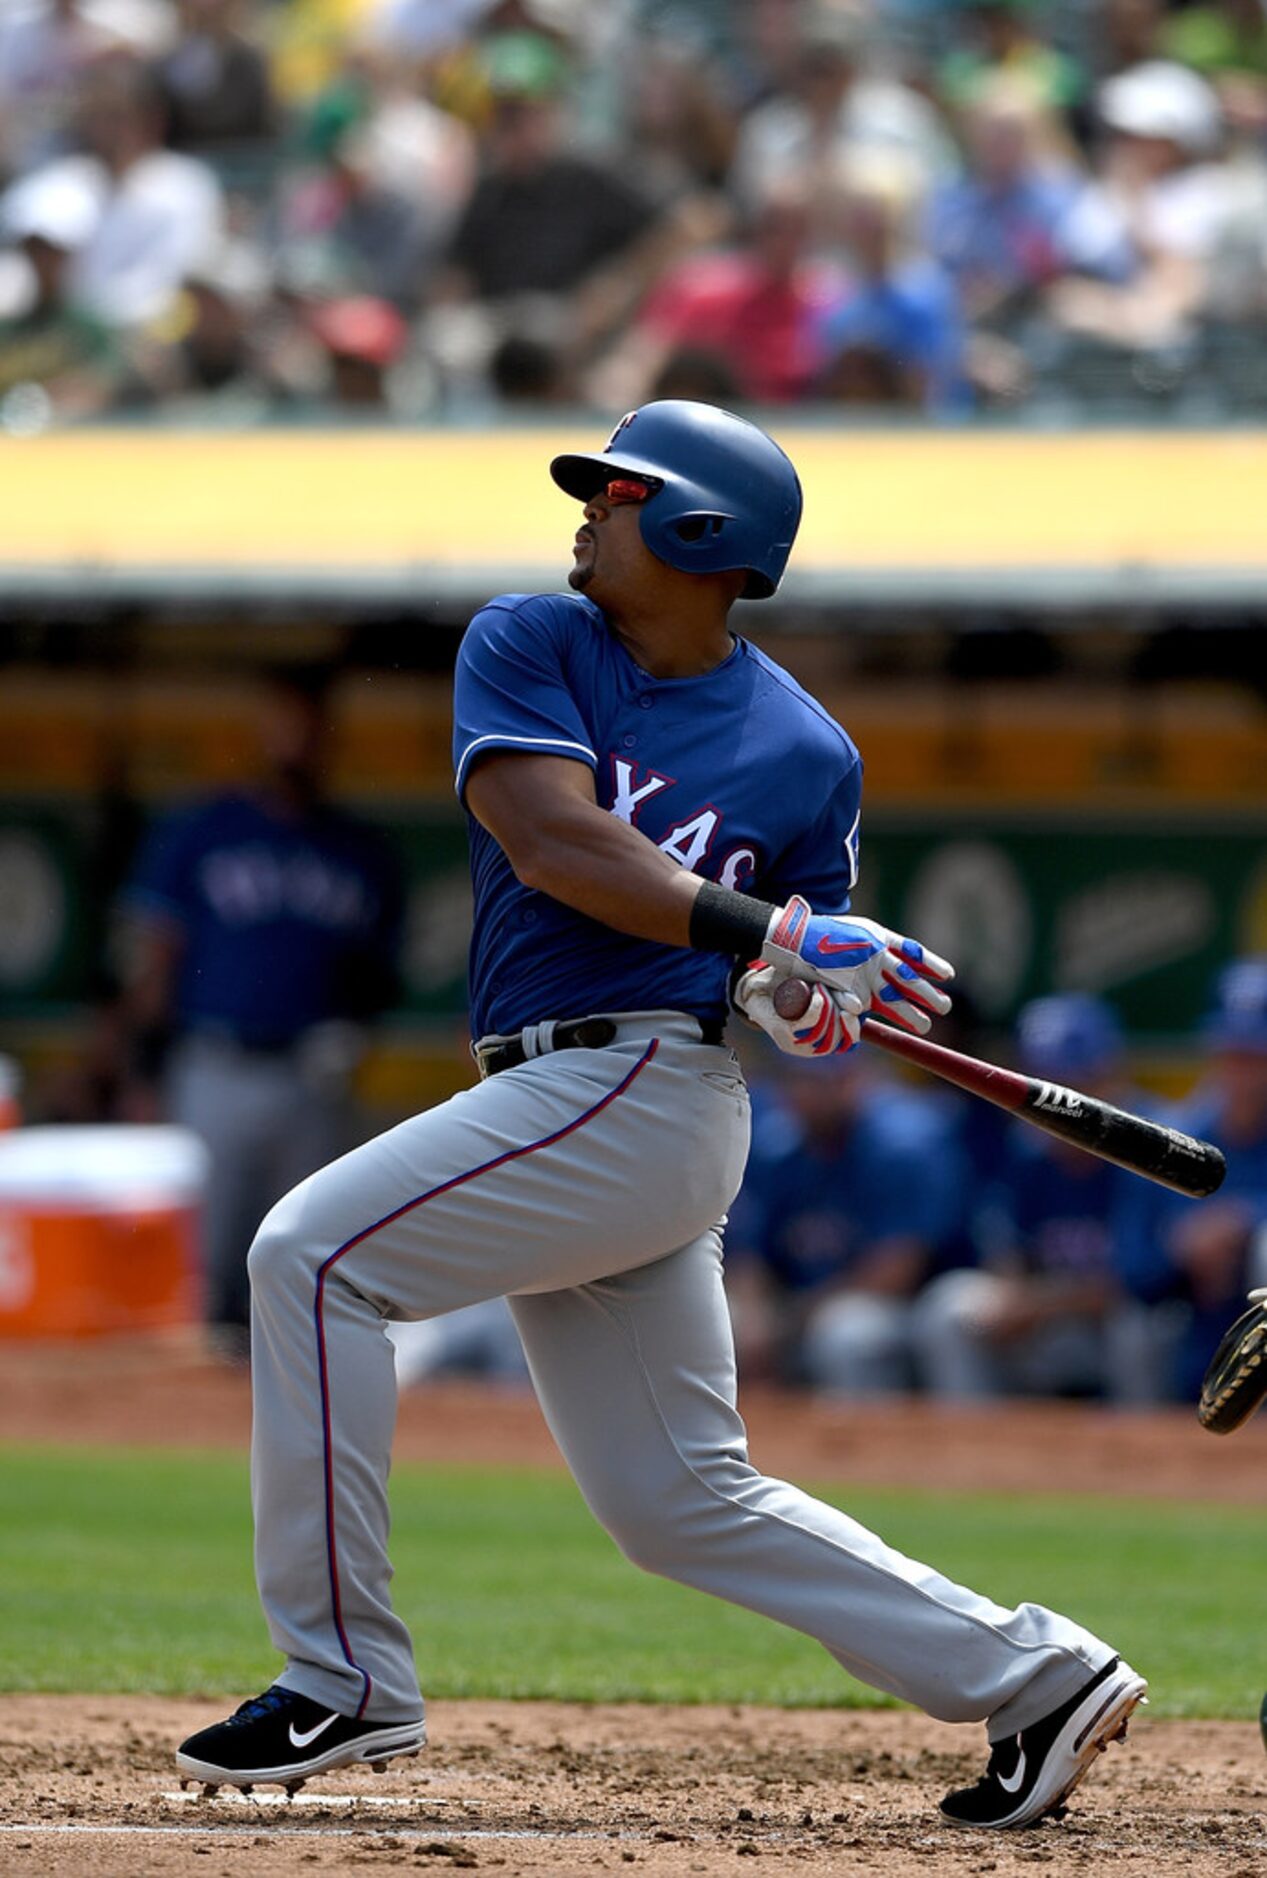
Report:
773,977,813,1021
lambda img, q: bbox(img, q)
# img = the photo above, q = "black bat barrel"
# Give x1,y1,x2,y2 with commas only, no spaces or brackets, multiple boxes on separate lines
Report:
1022,1080,1227,1199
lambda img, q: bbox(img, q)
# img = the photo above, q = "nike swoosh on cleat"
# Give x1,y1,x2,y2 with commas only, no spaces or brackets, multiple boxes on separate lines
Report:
288,1714,340,1749
997,1750,1027,1795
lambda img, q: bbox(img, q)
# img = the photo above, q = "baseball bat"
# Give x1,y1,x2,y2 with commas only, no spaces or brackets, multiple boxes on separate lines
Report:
771,978,1226,1199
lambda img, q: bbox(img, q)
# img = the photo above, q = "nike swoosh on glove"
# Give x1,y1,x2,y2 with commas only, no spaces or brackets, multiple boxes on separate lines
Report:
732,962,862,1056
761,896,954,1036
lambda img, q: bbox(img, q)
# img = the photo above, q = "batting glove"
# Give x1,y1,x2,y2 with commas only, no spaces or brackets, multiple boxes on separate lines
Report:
733,962,863,1057
761,896,954,1036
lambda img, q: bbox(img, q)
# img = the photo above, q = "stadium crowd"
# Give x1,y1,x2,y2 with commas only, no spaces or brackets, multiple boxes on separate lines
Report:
1,0,1266,424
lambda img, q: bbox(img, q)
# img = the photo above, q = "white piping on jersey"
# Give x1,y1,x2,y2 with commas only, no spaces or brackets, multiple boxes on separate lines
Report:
843,805,860,891
455,733,598,797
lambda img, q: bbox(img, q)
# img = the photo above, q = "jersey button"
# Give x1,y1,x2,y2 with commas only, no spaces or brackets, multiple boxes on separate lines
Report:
638,694,654,710
621,734,637,749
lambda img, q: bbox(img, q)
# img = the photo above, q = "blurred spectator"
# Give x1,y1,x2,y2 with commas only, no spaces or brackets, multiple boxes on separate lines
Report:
108,239,275,410
441,30,656,302
939,0,1083,114
1115,958,1267,1402
1050,60,1236,347
430,27,708,379
730,7,955,210
4,57,225,329
307,291,408,405
1163,0,1267,94
155,0,276,157
617,35,740,193
115,668,405,1362
914,995,1137,1400
647,343,744,404
1095,0,1167,84
279,60,474,309
365,0,498,61
486,293,576,401
0,0,175,176
816,151,966,409
725,1056,966,1395
598,176,843,408
0,159,119,419
928,74,1085,326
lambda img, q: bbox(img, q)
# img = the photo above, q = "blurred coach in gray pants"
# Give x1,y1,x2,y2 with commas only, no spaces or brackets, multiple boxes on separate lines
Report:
118,668,404,1361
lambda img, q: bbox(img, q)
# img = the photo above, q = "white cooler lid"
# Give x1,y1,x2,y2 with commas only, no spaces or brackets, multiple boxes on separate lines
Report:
0,1125,209,1209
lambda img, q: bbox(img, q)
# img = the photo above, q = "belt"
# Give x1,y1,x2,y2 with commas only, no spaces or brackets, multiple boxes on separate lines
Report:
474,1013,726,1080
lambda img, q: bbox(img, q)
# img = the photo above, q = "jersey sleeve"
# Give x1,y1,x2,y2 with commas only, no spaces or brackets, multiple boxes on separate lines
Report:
453,598,599,803
760,755,862,915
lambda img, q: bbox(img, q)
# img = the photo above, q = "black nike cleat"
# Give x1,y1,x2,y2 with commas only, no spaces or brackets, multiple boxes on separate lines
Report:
176,1685,426,1791
940,1656,1147,1830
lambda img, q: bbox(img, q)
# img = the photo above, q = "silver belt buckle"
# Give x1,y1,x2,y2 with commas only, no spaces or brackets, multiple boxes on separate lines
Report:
473,1039,501,1080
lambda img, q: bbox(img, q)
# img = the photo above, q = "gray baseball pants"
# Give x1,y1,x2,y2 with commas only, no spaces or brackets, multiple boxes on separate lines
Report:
247,1013,1113,1742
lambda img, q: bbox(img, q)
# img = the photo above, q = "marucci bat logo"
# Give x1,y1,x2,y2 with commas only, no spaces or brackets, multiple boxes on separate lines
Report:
1032,1081,1086,1119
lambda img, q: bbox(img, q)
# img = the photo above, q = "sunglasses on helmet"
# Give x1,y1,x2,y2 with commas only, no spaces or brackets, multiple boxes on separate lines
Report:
599,477,661,504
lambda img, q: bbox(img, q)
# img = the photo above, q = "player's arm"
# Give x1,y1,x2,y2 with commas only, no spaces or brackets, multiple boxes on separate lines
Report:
465,750,952,1035
465,752,706,945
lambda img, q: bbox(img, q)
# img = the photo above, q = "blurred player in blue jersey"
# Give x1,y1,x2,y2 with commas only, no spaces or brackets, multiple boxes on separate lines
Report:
121,668,404,1361
915,995,1137,1401
1115,958,1267,1400
178,402,1143,1830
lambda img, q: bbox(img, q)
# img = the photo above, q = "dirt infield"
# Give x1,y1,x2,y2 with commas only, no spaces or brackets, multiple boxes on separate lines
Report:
1,1696,1264,1878
5,1337,1267,1877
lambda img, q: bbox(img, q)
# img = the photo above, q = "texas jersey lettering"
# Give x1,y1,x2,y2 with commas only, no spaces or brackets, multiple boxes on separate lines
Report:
453,590,862,1038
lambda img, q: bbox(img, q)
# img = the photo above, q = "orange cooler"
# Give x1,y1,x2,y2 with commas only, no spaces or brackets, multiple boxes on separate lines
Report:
0,1126,208,1337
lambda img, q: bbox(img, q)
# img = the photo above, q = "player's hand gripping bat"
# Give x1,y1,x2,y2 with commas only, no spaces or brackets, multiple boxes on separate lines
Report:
770,977,1226,1200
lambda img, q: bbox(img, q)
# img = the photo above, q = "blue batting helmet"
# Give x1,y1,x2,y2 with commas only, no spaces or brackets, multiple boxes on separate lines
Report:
1016,994,1124,1081
549,401,803,599
1202,958,1267,1052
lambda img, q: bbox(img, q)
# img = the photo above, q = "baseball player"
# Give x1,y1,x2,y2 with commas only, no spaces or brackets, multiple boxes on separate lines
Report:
177,402,1144,1829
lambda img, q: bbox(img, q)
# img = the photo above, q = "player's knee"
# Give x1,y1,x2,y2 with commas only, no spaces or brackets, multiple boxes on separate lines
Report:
584,1469,726,1579
601,1512,684,1578
245,1203,308,1296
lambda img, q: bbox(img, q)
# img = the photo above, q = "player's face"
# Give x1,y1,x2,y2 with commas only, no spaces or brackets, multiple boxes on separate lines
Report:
568,479,661,604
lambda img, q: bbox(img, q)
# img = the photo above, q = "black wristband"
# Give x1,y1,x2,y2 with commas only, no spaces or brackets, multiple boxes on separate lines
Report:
689,880,779,956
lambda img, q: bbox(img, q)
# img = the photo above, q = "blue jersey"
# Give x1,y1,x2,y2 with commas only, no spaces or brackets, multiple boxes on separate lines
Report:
726,1084,967,1294
1113,1091,1267,1398
124,791,404,1048
984,1132,1126,1280
453,591,862,1039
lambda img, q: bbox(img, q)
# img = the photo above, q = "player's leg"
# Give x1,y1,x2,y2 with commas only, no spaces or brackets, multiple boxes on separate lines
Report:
510,1232,1132,1738
244,1029,749,1730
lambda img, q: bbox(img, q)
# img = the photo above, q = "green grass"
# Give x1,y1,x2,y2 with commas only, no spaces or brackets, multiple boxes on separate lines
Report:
0,1443,1261,1717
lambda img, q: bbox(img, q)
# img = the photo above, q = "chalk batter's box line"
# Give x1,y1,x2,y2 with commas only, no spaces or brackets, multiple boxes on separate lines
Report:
0,1821,643,1842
